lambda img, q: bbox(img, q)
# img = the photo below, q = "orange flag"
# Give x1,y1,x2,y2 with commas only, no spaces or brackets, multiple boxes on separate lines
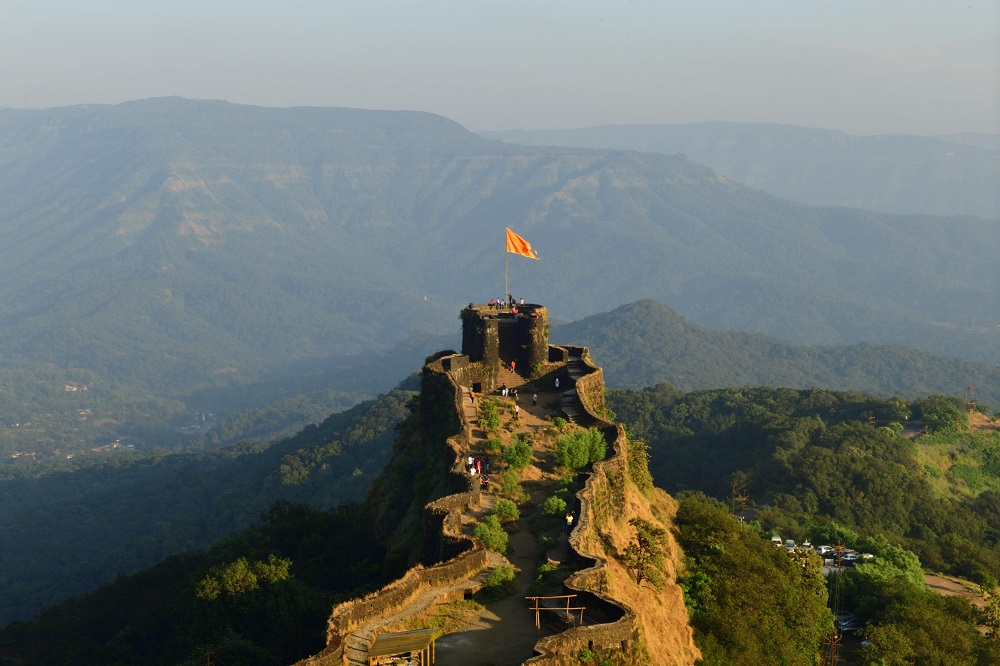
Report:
505,227,539,260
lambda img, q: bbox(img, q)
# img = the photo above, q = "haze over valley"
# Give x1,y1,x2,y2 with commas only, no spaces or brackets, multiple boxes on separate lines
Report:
1,3,999,663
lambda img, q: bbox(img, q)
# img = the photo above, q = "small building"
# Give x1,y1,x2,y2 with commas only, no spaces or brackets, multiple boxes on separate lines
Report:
367,627,436,665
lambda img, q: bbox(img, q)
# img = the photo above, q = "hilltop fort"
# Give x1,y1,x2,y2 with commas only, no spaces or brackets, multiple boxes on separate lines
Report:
299,302,699,665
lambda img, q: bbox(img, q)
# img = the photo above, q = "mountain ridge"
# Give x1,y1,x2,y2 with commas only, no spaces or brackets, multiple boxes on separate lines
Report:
0,98,997,457
555,299,1000,406
480,121,1000,219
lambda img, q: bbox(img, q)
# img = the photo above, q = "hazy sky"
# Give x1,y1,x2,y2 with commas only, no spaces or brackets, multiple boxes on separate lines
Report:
3,1,998,136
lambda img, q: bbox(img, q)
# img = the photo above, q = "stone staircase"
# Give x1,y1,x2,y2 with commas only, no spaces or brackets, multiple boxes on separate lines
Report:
497,318,521,366
342,544,511,666
496,366,523,391
558,353,589,425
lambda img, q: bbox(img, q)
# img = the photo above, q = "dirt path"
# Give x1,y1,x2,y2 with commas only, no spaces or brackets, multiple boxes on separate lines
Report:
435,375,568,665
925,574,987,609
435,504,548,666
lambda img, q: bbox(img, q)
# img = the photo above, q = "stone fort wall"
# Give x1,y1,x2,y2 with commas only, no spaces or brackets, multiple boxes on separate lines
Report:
300,309,661,665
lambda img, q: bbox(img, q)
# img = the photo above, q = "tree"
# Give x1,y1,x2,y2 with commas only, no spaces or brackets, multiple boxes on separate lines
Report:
622,517,667,587
985,588,1000,641
502,435,533,470
555,428,607,471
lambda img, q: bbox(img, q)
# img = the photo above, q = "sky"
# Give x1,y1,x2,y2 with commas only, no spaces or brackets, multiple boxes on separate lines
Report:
2,1,998,137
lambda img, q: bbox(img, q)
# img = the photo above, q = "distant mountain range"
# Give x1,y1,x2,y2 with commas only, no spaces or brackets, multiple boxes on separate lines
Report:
555,300,1000,407
480,122,1000,219
0,98,996,420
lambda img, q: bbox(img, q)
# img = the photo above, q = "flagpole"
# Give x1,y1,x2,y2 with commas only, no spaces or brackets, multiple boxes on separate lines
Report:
505,236,509,306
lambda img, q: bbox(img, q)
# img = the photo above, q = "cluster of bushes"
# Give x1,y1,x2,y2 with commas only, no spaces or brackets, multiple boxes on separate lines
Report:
555,428,606,471
476,398,505,432
502,434,533,469
473,515,509,553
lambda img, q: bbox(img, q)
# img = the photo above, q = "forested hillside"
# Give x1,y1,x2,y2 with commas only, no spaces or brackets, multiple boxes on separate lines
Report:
0,388,412,625
0,502,387,665
481,122,1000,219
556,300,1000,406
608,385,999,582
609,385,1000,663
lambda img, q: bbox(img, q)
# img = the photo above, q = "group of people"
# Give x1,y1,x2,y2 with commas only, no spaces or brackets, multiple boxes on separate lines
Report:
467,455,492,491
467,455,491,476
488,295,526,310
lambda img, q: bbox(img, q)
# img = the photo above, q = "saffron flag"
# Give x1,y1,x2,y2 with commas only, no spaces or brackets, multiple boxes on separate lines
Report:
505,227,539,260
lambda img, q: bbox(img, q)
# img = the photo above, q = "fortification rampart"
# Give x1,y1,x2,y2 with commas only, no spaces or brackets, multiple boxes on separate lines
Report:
301,307,675,666
524,350,643,664
298,353,488,666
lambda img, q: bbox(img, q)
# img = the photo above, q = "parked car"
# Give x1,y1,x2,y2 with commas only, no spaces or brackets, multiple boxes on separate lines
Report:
836,613,864,633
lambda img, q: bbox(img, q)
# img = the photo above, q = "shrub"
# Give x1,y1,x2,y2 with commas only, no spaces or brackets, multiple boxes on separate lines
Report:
538,535,557,551
498,469,528,503
527,561,561,596
477,399,504,432
483,437,503,454
555,428,607,471
479,564,516,602
541,496,567,517
492,498,520,523
627,437,653,492
484,564,515,588
553,417,567,430
473,515,508,553
502,435,533,470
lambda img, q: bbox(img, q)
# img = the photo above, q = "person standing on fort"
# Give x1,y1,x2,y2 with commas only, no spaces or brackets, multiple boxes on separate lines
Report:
532,393,538,406
514,404,520,419
470,389,475,405
565,512,574,534
510,359,516,373
554,377,560,390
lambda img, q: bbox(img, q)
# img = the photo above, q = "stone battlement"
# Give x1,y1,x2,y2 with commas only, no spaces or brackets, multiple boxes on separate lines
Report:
299,304,696,665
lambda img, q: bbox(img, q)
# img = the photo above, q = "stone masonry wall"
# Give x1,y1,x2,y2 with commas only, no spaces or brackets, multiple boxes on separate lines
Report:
301,323,668,666
525,350,643,665
297,354,488,666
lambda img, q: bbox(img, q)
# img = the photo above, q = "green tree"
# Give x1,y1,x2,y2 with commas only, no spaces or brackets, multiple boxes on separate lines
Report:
622,517,667,587
491,498,520,523
502,435,533,470
985,588,1000,641
473,515,508,553
675,494,831,665
555,428,607,471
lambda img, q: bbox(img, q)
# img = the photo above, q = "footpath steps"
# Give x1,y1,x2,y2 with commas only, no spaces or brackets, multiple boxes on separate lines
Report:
558,356,588,424
342,542,514,666
497,318,521,365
